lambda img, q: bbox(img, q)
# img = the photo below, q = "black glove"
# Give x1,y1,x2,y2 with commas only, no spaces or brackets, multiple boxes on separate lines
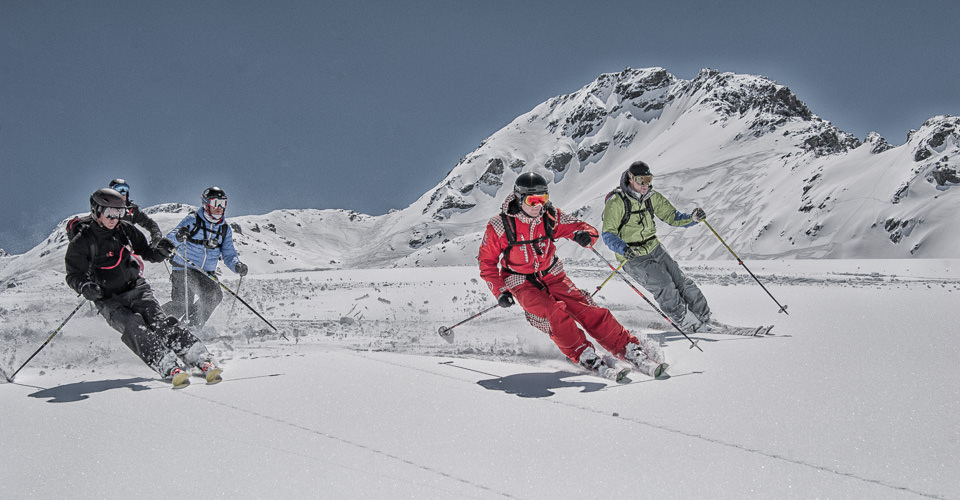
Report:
235,262,248,276
692,207,706,222
623,247,640,259
155,238,176,258
497,291,514,308
80,282,102,301
572,231,594,248
175,226,190,242
149,232,164,247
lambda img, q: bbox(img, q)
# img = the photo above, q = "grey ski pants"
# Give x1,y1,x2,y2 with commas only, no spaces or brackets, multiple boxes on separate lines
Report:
164,268,223,328
622,244,711,324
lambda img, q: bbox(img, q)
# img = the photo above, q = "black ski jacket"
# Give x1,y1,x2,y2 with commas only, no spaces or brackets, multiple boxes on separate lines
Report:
65,219,168,297
122,201,163,243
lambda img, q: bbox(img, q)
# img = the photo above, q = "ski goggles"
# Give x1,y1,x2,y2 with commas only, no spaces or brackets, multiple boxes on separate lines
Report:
206,198,227,210
522,193,549,206
102,207,124,220
112,183,130,195
630,174,653,186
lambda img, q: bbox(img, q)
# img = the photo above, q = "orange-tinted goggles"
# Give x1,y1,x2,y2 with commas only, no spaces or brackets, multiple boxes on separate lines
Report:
523,193,549,206
631,174,653,186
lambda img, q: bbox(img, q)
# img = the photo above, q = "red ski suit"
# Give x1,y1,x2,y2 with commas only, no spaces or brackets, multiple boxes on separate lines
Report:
478,194,638,363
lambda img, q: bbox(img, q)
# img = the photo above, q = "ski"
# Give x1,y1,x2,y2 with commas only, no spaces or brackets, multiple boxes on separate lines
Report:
203,367,224,384
632,356,669,378
171,370,191,389
708,324,775,337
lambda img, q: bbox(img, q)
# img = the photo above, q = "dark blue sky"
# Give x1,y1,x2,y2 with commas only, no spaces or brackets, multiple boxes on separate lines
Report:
2,0,957,254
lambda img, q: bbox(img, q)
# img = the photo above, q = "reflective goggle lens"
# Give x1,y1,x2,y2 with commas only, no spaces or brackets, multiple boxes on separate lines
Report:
103,207,124,220
632,174,653,185
208,198,227,209
112,183,130,195
523,193,549,206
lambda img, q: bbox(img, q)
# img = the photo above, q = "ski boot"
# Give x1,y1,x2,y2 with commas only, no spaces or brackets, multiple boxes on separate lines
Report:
579,347,630,382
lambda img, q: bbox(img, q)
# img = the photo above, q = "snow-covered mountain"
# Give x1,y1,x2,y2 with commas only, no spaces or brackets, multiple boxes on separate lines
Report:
402,67,960,263
3,67,959,283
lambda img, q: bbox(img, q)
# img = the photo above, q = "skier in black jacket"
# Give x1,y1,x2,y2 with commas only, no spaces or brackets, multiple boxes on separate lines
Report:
65,188,222,387
109,178,163,246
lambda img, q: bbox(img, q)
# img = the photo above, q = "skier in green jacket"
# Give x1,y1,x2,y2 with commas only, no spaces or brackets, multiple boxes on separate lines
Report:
601,161,711,333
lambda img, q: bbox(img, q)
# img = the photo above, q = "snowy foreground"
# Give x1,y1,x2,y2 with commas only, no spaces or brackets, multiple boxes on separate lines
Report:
1,259,958,499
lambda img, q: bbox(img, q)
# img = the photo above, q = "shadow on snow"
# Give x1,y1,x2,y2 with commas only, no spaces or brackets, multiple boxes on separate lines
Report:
477,371,607,398
28,377,155,403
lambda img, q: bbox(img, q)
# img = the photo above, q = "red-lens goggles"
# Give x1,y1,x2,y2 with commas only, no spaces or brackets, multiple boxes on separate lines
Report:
523,194,549,206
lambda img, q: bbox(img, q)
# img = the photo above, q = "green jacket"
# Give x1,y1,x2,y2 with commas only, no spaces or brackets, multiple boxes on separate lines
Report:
601,187,697,260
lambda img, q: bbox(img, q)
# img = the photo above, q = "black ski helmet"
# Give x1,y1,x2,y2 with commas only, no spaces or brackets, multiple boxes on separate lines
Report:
201,187,228,218
514,172,549,197
109,178,130,197
627,161,652,177
202,186,227,203
89,188,126,217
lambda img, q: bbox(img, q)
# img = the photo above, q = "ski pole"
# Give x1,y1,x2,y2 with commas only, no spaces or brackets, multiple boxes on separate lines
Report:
6,297,87,382
589,247,702,351
591,258,628,297
225,275,243,323
702,219,789,315
174,251,289,341
182,244,190,325
437,303,500,343
224,275,243,341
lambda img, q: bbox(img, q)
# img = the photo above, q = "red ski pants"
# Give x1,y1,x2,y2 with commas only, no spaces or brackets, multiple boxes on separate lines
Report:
511,272,637,363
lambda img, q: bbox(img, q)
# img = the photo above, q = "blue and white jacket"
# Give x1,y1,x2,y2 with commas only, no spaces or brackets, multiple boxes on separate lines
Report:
165,209,241,274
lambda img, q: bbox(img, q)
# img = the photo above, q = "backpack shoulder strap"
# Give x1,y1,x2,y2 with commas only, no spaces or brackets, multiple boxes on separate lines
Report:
543,206,557,241
617,191,633,233
187,212,204,239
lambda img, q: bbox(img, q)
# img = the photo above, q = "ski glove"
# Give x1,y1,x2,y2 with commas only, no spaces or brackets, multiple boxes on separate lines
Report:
80,282,102,301
235,262,248,276
497,291,515,308
572,230,594,248
155,238,176,259
623,247,640,259
692,208,706,222
175,226,190,241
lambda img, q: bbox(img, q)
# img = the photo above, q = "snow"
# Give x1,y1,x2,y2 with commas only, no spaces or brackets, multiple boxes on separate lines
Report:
2,259,958,499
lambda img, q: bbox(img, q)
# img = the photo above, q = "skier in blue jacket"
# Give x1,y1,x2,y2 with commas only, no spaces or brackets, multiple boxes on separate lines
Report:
163,187,248,328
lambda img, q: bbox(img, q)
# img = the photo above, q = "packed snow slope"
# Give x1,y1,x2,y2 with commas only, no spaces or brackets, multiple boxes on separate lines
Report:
1,260,958,499
2,68,959,273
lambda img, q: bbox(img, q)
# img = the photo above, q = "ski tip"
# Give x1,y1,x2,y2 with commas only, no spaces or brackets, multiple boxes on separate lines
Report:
171,371,191,389
205,367,224,385
654,363,670,378
616,367,631,383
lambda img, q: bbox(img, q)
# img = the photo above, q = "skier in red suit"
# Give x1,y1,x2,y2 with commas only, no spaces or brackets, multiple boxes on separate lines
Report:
477,172,667,378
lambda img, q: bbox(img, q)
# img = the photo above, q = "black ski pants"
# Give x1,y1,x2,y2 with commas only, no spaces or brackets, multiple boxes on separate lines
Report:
95,278,203,373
